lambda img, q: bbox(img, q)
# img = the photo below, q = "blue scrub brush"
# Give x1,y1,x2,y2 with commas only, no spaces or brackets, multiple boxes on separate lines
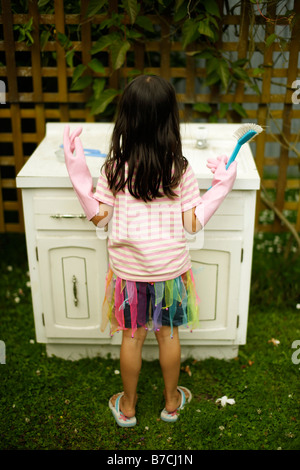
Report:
207,123,263,190
226,123,263,169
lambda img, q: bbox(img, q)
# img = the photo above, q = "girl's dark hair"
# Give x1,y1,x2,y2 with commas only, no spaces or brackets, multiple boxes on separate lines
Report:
103,75,187,201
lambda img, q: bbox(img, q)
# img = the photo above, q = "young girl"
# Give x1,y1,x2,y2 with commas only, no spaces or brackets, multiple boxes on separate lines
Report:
64,75,237,427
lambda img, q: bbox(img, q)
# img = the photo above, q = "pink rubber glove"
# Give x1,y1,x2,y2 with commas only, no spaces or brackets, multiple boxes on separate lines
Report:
195,155,237,228
206,155,224,174
63,125,100,220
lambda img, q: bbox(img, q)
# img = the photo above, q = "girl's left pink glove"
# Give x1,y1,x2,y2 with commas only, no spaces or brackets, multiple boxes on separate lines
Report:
63,125,100,220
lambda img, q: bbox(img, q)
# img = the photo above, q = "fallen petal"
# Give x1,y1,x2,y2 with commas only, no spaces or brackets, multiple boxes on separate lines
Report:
216,395,235,407
227,398,235,405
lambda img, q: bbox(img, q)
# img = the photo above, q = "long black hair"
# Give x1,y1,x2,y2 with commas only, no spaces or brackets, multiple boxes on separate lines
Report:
103,75,188,201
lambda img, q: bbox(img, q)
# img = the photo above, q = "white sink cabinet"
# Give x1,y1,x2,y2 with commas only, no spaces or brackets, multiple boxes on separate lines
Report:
16,123,260,361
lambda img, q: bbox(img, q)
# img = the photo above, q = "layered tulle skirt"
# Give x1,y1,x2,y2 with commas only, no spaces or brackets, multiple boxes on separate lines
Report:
101,267,200,337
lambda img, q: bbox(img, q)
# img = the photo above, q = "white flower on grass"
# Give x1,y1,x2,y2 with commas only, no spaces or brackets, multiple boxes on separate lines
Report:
114,369,120,375
7,265,13,271
296,304,300,310
14,296,20,303
216,396,235,407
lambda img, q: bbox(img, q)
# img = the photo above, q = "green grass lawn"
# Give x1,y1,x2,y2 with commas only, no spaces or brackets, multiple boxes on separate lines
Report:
0,233,299,450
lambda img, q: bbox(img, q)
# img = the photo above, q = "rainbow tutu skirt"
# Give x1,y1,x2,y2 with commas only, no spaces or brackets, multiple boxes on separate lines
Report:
101,267,200,337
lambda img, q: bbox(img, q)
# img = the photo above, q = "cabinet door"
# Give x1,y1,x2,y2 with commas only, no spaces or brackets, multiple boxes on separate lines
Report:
181,238,242,341
37,236,110,339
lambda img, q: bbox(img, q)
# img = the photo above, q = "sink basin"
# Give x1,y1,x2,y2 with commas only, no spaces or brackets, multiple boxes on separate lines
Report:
16,123,260,190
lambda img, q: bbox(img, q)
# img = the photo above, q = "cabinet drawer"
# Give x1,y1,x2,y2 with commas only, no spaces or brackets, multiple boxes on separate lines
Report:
34,194,94,230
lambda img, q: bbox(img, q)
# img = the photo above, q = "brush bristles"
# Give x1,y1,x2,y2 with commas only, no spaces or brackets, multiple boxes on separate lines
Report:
233,123,264,141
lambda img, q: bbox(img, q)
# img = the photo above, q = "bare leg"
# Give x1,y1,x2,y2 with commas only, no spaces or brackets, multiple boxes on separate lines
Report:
155,326,182,412
111,327,147,418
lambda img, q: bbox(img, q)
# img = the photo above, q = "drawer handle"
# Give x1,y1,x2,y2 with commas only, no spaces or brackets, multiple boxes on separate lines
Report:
72,275,78,306
50,214,86,219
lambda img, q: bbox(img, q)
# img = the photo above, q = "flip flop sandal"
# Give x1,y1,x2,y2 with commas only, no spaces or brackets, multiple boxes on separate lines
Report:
160,386,192,423
109,392,137,427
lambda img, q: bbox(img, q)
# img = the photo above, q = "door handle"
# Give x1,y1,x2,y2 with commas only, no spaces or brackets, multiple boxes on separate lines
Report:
72,275,78,306
50,214,86,219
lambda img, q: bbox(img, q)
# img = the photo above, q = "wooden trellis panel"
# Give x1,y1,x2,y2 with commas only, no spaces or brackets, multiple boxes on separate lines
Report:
0,0,299,233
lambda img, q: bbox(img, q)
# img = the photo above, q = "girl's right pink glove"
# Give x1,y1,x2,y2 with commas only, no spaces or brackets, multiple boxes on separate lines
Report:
195,155,237,228
64,125,100,220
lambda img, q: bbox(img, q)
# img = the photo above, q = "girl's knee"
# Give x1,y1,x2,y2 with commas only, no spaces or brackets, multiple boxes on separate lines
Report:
123,327,148,344
155,326,178,343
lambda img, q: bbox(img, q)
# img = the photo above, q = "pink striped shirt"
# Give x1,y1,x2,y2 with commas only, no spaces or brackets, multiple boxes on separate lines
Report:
94,163,201,282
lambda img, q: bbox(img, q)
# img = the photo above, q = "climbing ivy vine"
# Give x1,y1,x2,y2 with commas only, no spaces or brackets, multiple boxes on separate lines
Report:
6,0,298,119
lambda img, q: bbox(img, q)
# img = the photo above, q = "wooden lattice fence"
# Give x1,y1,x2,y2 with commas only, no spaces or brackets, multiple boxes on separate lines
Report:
0,0,299,235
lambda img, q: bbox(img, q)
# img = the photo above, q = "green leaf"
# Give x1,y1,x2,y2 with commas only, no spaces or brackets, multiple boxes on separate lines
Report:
86,0,107,17
206,57,219,75
232,58,249,68
218,59,230,90
232,66,250,82
25,17,33,30
190,48,215,59
126,28,142,40
110,40,131,70
181,19,200,49
70,75,93,91
232,103,248,118
38,0,52,8
135,15,154,32
65,50,74,68
88,58,105,74
72,64,87,83
174,2,188,22
198,18,215,39
90,33,119,55
25,31,34,45
207,14,218,29
252,67,265,77
266,33,277,48
175,0,185,11
40,30,50,51
123,0,139,24
219,103,229,119
98,13,122,30
90,89,120,115
15,27,25,42
92,78,106,99
204,0,220,18
247,82,261,95
57,32,72,50
193,103,212,113
204,73,220,86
